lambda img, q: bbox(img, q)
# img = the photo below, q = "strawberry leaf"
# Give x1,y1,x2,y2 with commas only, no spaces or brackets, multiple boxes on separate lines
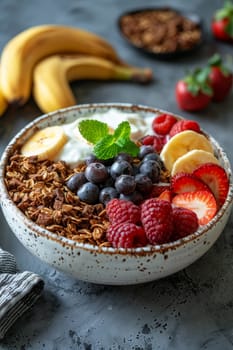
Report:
208,53,232,76
226,16,233,36
184,67,213,97
196,67,211,84
208,53,222,67
215,1,233,20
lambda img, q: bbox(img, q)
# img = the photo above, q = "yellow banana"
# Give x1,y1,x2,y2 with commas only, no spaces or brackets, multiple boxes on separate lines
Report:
0,65,8,116
32,54,153,113
0,25,125,105
160,130,214,173
0,81,8,117
20,126,68,160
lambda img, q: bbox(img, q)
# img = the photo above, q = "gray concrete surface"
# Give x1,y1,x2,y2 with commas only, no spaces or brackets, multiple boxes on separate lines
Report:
0,0,233,349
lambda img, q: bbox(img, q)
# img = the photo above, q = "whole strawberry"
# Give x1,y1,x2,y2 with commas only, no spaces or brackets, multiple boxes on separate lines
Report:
175,68,213,112
207,54,233,102
141,198,173,244
211,1,233,43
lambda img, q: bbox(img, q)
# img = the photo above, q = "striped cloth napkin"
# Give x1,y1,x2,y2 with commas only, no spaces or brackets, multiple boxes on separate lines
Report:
0,248,44,339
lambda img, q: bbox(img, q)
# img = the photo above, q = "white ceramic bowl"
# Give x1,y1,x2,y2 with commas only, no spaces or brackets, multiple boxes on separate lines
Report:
0,103,233,285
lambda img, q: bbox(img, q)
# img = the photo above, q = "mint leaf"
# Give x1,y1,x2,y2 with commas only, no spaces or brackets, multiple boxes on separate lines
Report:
78,119,109,144
114,121,131,140
94,135,120,159
120,139,139,156
78,118,139,160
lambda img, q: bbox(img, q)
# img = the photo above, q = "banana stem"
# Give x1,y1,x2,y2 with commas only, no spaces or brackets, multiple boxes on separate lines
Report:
115,66,153,84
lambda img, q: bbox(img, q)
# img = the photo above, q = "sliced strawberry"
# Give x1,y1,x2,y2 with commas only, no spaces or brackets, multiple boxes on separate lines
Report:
171,173,211,194
193,163,229,208
158,189,172,202
149,184,171,198
172,190,217,225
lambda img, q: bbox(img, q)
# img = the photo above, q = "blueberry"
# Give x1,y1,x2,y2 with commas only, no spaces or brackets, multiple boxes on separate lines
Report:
132,164,140,176
99,175,115,188
101,157,115,166
77,182,100,204
143,152,163,168
99,187,119,205
115,152,133,163
85,162,108,184
85,153,98,165
139,160,161,183
110,160,133,179
85,154,114,166
135,173,153,194
120,191,143,205
115,175,136,195
66,172,87,192
138,145,155,160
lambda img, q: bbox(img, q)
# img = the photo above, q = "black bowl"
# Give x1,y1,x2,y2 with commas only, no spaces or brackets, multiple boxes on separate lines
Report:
118,7,204,59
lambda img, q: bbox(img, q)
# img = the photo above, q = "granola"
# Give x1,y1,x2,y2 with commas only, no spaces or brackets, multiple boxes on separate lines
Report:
5,152,111,246
120,9,202,54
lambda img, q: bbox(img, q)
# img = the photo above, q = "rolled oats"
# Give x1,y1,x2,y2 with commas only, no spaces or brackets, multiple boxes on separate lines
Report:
5,152,110,246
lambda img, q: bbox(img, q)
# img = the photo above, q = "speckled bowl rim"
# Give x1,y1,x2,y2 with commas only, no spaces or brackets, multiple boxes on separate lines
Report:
0,103,233,255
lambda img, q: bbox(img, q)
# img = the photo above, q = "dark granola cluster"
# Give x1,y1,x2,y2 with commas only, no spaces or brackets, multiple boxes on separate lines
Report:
120,9,202,54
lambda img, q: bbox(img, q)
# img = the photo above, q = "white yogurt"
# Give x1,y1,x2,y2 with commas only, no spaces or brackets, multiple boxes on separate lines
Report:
55,109,154,167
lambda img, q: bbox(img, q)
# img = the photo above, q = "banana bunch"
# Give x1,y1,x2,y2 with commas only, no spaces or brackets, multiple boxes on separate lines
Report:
0,24,153,116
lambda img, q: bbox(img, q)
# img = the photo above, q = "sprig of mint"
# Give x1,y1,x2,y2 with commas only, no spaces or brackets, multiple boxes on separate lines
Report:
78,119,139,160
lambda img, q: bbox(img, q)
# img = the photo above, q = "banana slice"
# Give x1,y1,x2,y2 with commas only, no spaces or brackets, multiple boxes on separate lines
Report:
21,126,68,160
160,130,214,173
171,149,220,176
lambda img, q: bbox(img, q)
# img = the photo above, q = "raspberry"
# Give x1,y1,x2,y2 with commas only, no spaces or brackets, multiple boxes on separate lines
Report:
106,222,148,248
169,120,201,137
106,198,141,224
152,114,177,135
171,207,199,240
141,134,165,153
141,198,173,244
141,135,156,145
153,135,165,152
